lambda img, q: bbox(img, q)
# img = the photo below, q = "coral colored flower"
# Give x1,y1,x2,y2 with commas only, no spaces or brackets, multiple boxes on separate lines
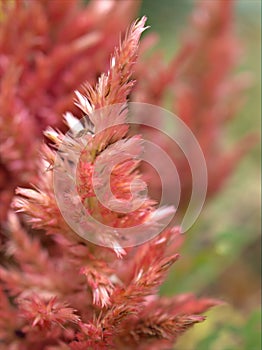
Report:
0,17,220,349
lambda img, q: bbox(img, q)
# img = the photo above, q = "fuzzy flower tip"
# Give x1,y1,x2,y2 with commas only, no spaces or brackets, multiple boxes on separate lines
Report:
15,16,175,254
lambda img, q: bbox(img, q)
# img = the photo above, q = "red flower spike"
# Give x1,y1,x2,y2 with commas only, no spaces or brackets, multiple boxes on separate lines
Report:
0,8,224,350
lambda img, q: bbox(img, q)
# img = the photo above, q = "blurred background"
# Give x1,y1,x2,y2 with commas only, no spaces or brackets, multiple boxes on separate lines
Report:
139,0,261,349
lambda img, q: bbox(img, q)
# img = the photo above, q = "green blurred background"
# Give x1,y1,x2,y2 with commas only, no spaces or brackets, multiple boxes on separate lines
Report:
139,0,261,349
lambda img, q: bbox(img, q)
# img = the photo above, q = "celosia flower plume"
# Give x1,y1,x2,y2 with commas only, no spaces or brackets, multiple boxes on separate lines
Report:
0,17,219,349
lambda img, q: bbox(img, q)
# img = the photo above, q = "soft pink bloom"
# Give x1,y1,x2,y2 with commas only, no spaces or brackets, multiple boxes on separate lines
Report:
0,17,220,349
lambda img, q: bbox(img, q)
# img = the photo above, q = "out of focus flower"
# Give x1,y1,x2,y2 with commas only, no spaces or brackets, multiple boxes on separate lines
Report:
134,0,253,207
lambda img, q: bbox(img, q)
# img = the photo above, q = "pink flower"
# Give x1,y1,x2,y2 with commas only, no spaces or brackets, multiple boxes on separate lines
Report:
0,17,221,349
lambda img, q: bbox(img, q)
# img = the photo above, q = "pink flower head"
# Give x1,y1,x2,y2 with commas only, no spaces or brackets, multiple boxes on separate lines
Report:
1,14,220,350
